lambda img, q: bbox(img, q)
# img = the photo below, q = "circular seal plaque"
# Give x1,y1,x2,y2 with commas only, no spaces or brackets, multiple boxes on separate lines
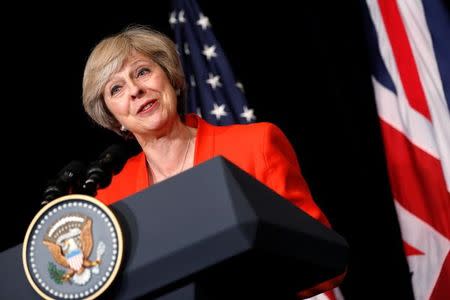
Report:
22,194,124,300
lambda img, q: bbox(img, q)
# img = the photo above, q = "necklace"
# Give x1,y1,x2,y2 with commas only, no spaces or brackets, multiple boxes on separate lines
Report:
148,136,192,182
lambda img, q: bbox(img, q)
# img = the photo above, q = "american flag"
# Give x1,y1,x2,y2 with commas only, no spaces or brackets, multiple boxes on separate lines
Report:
364,1,450,299
170,0,256,125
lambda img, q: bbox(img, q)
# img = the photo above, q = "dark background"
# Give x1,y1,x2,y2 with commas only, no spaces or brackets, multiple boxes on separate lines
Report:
1,1,415,299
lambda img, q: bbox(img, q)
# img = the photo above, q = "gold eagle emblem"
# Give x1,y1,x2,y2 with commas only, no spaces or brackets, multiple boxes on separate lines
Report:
43,215,103,284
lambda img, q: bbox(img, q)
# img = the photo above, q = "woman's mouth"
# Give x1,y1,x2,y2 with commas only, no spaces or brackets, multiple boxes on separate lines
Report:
138,99,158,114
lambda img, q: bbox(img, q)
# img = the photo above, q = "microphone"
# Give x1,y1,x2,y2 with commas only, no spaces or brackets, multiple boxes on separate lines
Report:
41,160,87,205
82,144,129,196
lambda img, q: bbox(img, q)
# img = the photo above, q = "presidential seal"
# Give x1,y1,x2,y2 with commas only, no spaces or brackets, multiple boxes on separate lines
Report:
22,194,123,300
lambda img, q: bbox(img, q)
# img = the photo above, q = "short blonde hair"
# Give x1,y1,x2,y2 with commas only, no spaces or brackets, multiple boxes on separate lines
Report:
82,25,186,137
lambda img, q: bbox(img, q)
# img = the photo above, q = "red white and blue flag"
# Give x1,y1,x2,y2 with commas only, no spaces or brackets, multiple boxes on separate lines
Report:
364,0,450,299
170,0,256,125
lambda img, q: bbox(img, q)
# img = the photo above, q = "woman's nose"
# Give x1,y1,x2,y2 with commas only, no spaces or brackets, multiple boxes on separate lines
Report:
129,81,145,99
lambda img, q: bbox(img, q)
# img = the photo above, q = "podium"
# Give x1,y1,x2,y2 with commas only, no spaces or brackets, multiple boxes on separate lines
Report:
0,156,348,299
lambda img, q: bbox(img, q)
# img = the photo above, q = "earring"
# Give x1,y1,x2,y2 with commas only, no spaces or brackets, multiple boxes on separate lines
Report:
120,125,127,132
176,89,181,96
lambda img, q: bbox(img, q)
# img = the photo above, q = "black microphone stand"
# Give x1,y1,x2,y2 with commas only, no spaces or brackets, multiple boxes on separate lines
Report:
41,160,87,205
81,144,129,196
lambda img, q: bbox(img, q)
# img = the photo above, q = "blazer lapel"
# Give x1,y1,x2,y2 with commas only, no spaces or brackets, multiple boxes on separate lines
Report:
135,152,150,191
186,114,215,166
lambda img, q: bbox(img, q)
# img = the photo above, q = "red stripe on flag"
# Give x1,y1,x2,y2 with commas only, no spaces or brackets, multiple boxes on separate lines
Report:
378,0,431,120
430,252,450,300
379,119,450,239
324,290,337,300
403,241,425,256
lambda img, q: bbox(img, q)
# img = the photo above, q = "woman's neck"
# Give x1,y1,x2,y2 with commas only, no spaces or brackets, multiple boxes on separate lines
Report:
138,118,196,183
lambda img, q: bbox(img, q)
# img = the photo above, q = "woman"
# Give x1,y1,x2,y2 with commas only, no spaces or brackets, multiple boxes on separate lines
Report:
83,26,344,297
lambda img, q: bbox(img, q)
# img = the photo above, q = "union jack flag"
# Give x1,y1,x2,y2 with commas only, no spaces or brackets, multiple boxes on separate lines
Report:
364,1,450,299
170,0,256,125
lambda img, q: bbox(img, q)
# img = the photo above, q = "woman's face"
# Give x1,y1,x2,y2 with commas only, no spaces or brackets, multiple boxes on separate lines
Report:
103,51,178,136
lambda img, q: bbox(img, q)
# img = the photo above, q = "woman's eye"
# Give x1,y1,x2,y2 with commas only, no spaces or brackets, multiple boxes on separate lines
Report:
137,67,150,77
110,85,121,96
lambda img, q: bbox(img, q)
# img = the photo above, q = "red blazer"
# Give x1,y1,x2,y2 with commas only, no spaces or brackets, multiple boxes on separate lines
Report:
96,114,344,297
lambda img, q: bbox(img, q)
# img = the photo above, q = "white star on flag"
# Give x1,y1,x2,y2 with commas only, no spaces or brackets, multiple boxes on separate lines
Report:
236,82,245,93
240,106,256,122
169,11,178,26
197,13,211,30
178,10,186,23
190,75,196,87
196,107,202,118
184,43,190,55
206,73,222,89
202,45,217,60
210,103,228,120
